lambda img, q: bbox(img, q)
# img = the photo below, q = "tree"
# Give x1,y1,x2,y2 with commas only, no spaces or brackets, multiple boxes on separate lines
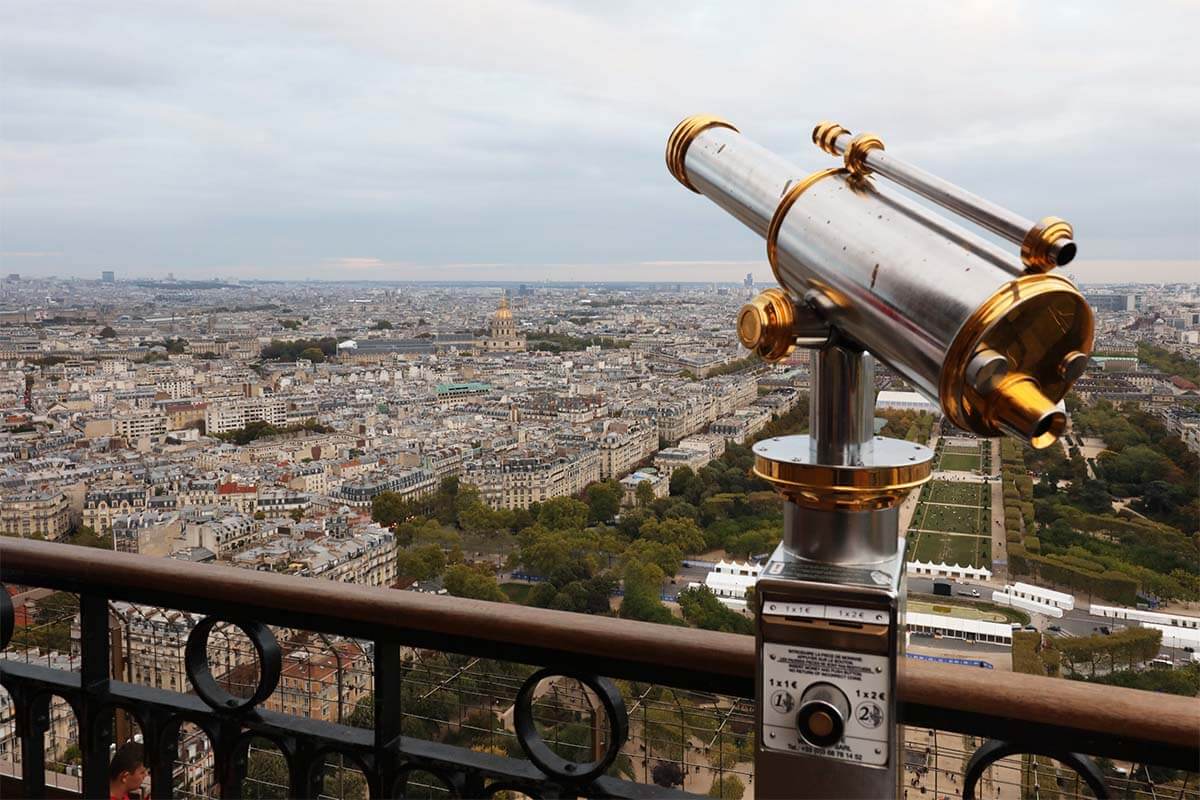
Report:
585,480,622,524
242,737,290,798
635,479,655,508
69,525,112,550
371,319,393,330
515,527,574,577
455,486,497,533
537,496,589,532
443,564,507,603
299,346,325,363
1068,480,1113,514
400,517,461,548
396,544,446,582
708,775,745,799
372,491,407,527
619,561,679,625
669,466,697,498
678,586,753,634
622,539,683,577
98,325,117,338
639,517,705,555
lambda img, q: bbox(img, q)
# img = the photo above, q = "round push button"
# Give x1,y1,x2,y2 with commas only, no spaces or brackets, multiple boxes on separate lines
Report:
796,682,850,749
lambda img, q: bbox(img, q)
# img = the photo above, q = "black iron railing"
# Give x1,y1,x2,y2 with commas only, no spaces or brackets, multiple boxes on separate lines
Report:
2,538,1197,799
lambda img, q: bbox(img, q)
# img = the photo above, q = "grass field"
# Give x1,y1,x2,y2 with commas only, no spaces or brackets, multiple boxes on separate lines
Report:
908,600,1006,623
937,451,981,471
918,503,984,535
908,596,1030,626
928,480,983,506
907,475,991,567
907,531,991,566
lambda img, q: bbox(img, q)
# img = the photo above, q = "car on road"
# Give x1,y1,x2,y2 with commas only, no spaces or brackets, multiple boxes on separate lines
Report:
1048,624,1062,632
958,588,981,597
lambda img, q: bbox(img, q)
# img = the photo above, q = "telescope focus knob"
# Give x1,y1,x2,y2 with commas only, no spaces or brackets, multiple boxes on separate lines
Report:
738,289,832,362
796,682,851,749
738,289,797,361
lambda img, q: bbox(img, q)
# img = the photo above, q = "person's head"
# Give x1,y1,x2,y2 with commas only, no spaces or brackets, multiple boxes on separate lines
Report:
108,742,147,794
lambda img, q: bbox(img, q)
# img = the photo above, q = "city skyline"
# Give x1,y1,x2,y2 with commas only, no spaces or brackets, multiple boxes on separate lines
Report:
4,259,1199,286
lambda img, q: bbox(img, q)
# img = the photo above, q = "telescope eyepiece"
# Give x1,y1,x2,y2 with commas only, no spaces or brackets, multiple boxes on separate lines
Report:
987,374,1067,449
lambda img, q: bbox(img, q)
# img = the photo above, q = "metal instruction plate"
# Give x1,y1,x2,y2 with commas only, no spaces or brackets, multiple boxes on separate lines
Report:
761,642,891,767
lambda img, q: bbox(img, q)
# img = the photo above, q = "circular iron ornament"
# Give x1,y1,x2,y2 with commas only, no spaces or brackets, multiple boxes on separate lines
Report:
962,739,1109,800
0,586,13,650
514,668,628,785
184,617,281,712
393,764,462,799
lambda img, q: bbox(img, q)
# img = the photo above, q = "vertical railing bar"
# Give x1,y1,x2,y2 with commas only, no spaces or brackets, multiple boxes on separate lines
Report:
17,690,49,799
79,593,112,800
374,640,402,795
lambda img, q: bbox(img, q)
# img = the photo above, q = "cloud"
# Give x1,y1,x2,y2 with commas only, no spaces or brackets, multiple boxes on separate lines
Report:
0,1,1196,280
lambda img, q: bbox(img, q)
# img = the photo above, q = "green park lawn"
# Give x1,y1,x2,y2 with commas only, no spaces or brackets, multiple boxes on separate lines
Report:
907,530,991,567
928,480,983,506
918,502,984,535
938,451,982,472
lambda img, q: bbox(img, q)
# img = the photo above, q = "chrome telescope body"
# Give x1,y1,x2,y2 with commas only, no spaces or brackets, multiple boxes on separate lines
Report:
667,116,1093,448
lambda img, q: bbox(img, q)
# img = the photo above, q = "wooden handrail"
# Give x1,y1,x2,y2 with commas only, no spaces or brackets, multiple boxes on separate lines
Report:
2,537,1197,769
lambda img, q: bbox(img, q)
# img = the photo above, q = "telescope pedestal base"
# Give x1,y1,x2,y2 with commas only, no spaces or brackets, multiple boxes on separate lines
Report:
755,538,906,800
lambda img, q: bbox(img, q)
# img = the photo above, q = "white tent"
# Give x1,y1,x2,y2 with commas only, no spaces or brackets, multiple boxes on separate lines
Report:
991,590,1064,619
907,560,993,581
906,611,1013,644
1145,623,1200,650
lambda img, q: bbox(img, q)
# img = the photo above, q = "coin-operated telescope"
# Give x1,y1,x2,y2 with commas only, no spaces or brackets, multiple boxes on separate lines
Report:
666,116,1094,799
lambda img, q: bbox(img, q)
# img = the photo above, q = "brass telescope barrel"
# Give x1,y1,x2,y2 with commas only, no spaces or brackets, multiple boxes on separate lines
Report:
667,115,1094,448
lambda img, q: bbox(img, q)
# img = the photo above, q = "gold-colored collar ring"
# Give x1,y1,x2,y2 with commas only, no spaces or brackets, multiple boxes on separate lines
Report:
665,115,739,193
843,133,885,175
766,168,846,285
812,121,851,156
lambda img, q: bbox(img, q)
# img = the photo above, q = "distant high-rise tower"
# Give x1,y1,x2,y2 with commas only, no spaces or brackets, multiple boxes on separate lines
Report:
101,271,115,283
744,272,754,288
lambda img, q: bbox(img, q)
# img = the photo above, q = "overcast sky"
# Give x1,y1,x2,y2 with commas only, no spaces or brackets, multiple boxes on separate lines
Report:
2,1,1197,283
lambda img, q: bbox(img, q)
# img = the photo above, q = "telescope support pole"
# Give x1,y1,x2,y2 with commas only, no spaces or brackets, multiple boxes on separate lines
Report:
810,344,875,467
